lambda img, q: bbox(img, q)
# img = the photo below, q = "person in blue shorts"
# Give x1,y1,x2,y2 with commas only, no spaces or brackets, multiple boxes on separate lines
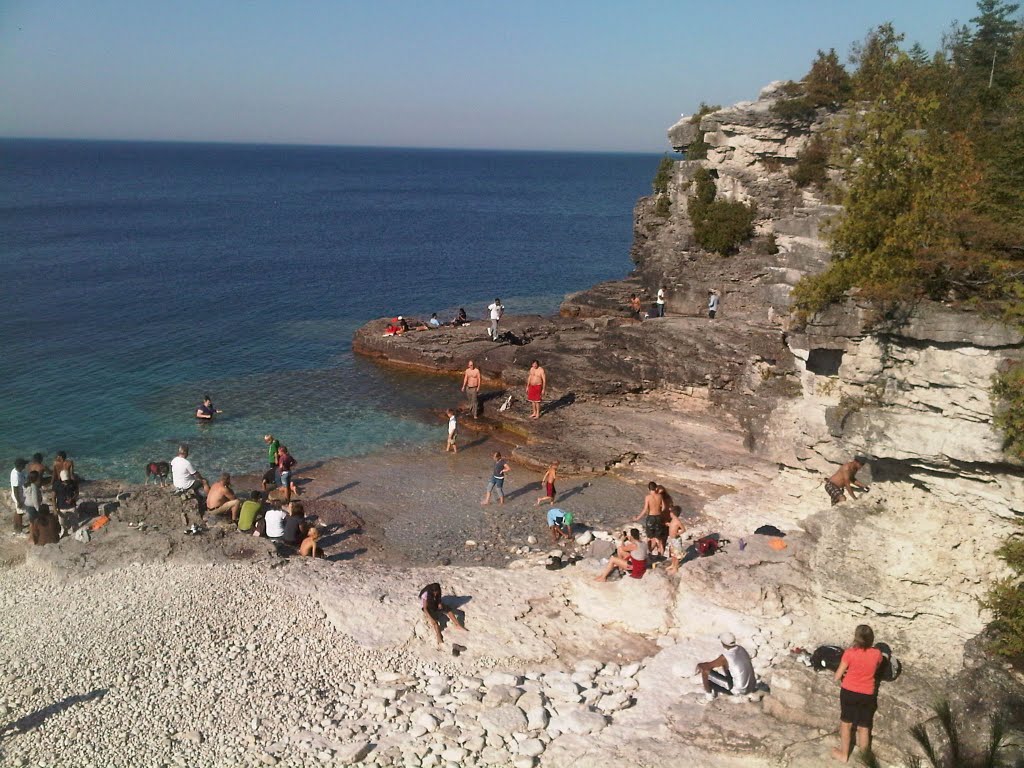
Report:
482,452,510,505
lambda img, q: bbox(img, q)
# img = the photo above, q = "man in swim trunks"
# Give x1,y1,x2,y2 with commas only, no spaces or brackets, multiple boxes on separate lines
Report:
634,481,665,557
461,360,481,419
482,452,510,505
51,451,75,489
526,360,546,419
826,457,870,506
535,461,559,505
629,294,642,319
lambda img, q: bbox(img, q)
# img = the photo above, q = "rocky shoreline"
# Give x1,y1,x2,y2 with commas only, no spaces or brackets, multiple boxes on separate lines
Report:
4,81,1023,768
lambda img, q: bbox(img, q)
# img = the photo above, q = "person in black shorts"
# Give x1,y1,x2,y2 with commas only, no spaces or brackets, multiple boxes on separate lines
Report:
832,624,884,763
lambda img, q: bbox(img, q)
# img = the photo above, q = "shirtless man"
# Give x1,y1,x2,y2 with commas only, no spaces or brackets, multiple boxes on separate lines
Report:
27,453,49,485
629,294,642,319
634,481,665,556
825,457,870,506
52,451,75,488
206,473,242,521
461,360,481,419
526,360,547,420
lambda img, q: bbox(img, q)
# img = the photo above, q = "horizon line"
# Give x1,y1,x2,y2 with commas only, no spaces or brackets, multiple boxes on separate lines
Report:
0,135,670,157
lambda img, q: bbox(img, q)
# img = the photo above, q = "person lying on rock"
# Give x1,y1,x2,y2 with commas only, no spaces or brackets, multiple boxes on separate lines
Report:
695,633,757,701
594,528,648,581
825,457,870,506
419,582,467,646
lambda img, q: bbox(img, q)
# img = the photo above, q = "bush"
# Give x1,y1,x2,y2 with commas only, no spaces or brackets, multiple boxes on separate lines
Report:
652,156,675,194
755,233,780,255
803,48,852,107
654,195,671,218
982,576,1024,659
992,362,1024,460
790,134,830,188
771,96,818,122
686,102,720,160
688,167,756,254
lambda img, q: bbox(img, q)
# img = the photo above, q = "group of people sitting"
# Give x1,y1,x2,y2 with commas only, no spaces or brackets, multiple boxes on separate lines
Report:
384,308,469,336
170,442,321,556
9,451,79,543
591,481,687,581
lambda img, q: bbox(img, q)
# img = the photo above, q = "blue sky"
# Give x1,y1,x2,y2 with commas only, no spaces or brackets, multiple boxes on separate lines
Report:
0,0,985,151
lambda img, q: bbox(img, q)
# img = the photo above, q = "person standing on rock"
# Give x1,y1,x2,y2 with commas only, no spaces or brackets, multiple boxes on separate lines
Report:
656,286,667,317
482,452,510,505
832,624,883,763
535,461,559,505
445,409,458,453
51,451,75,488
629,294,643,320
695,633,757,701
9,458,28,533
461,360,481,419
53,470,79,537
526,360,546,419
707,289,720,319
419,582,468,646
825,457,870,506
264,434,280,473
487,298,504,340
634,482,665,557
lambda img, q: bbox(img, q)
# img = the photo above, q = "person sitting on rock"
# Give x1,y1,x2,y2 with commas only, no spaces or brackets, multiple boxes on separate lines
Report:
171,444,209,503
419,582,468,646
281,501,308,546
825,457,870,506
695,633,757,701
546,506,573,543
299,526,321,557
428,313,442,328
595,528,648,581
451,307,468,326
256,502,287,539
205,473,242,521
29,504,60,546
237,491,263,533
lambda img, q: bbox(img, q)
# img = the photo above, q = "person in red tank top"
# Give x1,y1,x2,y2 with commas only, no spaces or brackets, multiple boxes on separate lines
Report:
832,624,883,763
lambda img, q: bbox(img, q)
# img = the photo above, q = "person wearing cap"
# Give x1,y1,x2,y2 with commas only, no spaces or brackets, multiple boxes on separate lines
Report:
695,633,757,701
487,298,504,340
545,505,573,542
707,289,720,319
825,457,870,506
53,469,80,537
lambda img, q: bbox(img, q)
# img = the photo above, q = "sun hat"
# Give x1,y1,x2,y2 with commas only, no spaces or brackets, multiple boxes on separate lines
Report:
719,632,737,647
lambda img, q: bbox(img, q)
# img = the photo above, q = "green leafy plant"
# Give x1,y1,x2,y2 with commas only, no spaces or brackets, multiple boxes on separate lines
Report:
992,361,1024,460
755,233,780,255
790,134,831,188
654,195,671,218
687,168,756,255
686,102,720,160
652,156,675,194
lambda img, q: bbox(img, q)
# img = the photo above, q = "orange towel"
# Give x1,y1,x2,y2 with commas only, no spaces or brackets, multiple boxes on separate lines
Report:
89,515,110,531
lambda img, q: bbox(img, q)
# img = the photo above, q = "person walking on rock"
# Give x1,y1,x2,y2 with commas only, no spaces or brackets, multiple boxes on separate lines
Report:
535,461,559,505
832,624,883,763
825,457,870,506
526,360,546,419
487,298,504,340
482,452,510,505
461,360,481,419
445,409,458,453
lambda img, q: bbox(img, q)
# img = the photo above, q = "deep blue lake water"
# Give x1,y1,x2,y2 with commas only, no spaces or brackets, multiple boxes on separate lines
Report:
0,140,658,480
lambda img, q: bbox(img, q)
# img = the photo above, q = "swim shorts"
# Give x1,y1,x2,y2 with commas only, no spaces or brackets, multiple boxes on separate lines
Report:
825,480,845,505
840,688,877,729
628,557,647,579
545,482,556,498
527,384,542,402
644,516,663,540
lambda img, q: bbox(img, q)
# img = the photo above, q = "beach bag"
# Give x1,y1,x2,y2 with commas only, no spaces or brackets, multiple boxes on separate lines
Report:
696,536,719,556
498,395,513,412
875,642,902,682
810,645,844,671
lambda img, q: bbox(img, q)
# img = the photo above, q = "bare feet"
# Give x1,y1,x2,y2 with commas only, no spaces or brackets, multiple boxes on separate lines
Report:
831,748,848,763
594,575,607,582
481,500,490,506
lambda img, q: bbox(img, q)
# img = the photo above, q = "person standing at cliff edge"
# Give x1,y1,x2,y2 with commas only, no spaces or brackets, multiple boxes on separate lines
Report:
487,298,504,340
707,289,720,319
656,286,667,317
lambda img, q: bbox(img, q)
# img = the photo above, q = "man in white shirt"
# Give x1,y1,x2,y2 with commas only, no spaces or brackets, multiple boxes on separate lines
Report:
258,504,288,539
10,458,27,533
695,632,757,700
487,298,504,340
656,286,667,317
170,443,210,521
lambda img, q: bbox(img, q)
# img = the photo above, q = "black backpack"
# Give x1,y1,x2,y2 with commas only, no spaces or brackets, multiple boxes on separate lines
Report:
875,642,902,682
810,645,844,671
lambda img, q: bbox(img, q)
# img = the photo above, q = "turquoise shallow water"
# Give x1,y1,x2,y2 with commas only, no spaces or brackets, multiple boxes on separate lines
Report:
0,140,659,481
